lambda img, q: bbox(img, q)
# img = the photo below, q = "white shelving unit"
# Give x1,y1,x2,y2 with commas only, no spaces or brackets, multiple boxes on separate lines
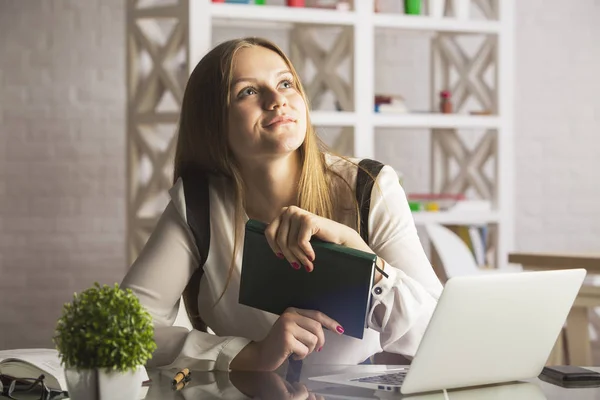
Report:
210,3,356,24
373,113,500,129
373,13,500,33
310,111,356,127
413,210,500,225
126,0,514,268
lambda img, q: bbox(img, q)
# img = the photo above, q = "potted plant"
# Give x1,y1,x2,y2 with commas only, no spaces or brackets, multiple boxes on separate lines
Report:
54,283,157,400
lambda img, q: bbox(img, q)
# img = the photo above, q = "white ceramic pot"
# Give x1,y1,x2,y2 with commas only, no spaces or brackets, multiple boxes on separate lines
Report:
65,368,140,400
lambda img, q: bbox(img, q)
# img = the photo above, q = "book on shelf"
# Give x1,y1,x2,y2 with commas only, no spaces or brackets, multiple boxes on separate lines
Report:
446,224,488,267
0,348,149,396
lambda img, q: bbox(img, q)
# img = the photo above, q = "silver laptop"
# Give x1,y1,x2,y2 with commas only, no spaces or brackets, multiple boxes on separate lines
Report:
310,269,586,395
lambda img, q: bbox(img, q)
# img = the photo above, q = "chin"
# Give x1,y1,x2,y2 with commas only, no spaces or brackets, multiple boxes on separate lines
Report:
286,132,307,151
270,128,305,150
282,143,304,153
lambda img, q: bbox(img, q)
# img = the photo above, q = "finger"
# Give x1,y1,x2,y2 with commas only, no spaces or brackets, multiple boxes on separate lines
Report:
289,336,311,361
291,382,310,400
295,309,344,336
290,326,319,359
293,315,325,352
281,379,296,395
296,214,316,271
288,215,313,272
265,214,285,260
276,209,301,269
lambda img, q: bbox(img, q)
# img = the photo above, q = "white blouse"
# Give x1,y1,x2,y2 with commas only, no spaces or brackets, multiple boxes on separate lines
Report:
121,155,443,372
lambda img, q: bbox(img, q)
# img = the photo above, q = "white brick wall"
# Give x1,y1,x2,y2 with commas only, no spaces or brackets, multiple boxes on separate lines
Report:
1,0,599,351
513,0,600,252
0,0,126,349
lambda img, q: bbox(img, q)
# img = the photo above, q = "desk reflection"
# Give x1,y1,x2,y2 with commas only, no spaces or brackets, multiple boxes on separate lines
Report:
146,368,546,400
161,370,323,400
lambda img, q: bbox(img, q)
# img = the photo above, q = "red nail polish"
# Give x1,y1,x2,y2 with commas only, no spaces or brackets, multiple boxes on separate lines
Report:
336,326,344,334
318,346,322,352
291,262,300,270
304,264,311,272
276,252,284,259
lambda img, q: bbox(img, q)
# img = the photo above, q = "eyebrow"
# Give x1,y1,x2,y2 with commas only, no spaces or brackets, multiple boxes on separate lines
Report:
231,69,293,88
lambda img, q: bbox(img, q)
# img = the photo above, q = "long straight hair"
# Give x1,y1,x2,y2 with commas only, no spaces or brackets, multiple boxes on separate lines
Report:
173,38,342,303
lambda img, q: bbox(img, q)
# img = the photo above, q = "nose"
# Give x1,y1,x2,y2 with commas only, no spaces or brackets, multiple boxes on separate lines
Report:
264,88,287,110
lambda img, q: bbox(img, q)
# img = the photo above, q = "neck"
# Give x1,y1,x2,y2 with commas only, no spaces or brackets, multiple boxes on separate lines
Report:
240,152,302,223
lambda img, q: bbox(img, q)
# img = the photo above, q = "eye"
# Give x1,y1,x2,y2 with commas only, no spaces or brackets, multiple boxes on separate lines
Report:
239,86,258,98
279,79,294,89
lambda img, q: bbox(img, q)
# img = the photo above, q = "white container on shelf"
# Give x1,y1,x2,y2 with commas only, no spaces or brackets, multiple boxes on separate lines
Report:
453,0,470,20
429,0,445,18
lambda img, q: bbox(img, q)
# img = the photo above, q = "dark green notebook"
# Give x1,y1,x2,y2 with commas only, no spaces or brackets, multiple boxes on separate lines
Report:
239,219,376,339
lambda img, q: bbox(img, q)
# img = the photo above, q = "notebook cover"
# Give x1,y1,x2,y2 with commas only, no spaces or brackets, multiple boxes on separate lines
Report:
239,219,376,339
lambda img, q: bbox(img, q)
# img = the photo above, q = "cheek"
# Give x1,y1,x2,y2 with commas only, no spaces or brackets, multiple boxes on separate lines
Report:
293,96,308,135
290,94,307,119
292,93,307,113
227,105,261,154
297,115,308,139
228,105,259,143
229,105,251,127
227,108,247,152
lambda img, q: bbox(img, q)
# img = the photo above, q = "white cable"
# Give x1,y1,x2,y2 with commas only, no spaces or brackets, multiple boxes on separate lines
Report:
443,389,450,400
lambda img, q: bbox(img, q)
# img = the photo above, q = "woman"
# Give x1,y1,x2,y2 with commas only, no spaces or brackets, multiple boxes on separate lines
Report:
121,37,442,372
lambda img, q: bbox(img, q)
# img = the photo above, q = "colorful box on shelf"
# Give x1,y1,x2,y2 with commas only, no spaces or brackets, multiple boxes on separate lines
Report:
307,0,351,10
215,0,307,5
374,0,421,15
221,0,352,7
212,0,266,4
407,193,466,212
374,94,408,114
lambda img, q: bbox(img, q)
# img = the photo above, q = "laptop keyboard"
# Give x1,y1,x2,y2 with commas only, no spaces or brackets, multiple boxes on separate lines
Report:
352,371,407,386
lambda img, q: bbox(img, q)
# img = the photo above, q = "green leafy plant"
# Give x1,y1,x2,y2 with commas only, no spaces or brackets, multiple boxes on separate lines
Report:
54,282,157,372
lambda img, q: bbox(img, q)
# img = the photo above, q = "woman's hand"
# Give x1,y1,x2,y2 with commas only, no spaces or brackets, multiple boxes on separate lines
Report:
230,307,345,371
264,206,371,272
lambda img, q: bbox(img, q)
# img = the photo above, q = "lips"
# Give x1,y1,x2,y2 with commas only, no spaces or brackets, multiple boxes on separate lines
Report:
264,115,296,127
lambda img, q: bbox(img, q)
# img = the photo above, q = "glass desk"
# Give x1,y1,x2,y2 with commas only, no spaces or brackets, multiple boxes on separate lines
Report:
138,364,600,400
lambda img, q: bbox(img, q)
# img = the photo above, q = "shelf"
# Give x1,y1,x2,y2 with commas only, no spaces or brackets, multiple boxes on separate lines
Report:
209,4,500,34
412,210,500,225
306,112,499,129
374,14,500,34
210,3,356,26
374,113,500,129
310,111,356,127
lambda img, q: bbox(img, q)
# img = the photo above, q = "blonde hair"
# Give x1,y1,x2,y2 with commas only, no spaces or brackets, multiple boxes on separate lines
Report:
173,37,343,304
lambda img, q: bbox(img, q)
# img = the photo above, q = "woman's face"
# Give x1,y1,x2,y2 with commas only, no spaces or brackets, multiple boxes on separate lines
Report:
227,46,308,164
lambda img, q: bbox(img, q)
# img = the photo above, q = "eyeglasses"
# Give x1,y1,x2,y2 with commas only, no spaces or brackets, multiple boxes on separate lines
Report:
0,374,67,400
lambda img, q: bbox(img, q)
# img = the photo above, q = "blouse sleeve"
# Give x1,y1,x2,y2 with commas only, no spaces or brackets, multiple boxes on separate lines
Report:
364,165,444,357
120,180,251,371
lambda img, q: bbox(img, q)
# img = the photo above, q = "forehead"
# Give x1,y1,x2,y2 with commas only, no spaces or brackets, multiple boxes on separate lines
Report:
231,46,289,79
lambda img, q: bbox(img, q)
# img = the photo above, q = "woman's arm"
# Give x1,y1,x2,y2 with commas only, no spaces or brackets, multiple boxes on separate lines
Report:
121,200,251,371
259,163,441,358
365,165,443,357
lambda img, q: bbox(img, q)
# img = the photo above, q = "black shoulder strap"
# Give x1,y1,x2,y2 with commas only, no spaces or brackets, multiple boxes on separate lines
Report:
356,159,385,245
181,171,210,332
